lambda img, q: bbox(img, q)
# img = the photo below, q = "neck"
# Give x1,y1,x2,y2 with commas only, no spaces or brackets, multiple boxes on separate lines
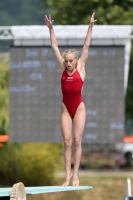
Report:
66,66,76,73
66,68,76,74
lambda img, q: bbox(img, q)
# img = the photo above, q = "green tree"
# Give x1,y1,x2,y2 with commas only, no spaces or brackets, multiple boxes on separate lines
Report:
0,55,9,134
0,0,48,25
40,0,133,25
125,40,133,134
0,143,63,186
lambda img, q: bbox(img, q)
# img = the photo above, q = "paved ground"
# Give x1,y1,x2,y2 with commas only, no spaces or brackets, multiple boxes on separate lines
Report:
56,170,133,177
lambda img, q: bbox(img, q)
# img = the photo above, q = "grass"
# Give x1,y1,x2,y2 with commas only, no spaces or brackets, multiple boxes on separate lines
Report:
27,171,133,200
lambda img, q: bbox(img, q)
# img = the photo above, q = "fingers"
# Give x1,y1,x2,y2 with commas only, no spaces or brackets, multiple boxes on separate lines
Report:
44,15,52,21
91,12,95,17
91,13,97,23
48,15,51,20
91,13,95,19
44,14,54,28
44,15,49,21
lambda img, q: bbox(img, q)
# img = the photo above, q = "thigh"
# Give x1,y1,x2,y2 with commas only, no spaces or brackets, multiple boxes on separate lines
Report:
61,103,73,141
73,103,86,139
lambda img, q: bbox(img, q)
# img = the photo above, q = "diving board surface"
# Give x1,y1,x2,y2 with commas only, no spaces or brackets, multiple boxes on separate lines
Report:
0,186,92,197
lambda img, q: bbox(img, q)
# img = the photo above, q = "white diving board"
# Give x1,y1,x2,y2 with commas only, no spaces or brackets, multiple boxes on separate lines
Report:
0,186,92,197
0,182,93,200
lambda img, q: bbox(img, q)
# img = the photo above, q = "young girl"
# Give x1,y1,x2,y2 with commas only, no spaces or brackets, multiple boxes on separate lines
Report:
44,13,97,186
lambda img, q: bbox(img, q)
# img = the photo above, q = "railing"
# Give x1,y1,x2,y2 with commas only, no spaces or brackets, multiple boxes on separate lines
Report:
124,178,133,200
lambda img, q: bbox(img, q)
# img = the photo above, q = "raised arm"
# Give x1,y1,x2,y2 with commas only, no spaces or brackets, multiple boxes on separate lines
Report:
44,15,63,69
79,13,97,65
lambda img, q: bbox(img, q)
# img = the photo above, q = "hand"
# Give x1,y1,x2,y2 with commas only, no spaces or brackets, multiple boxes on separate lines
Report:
44,15,54,29
90,13,97,24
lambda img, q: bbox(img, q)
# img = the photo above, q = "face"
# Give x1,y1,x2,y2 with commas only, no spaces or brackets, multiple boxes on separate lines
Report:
64,54,78,71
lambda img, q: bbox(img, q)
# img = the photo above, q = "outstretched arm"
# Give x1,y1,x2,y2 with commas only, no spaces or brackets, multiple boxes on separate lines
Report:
44,15,63,68
80,13,97,65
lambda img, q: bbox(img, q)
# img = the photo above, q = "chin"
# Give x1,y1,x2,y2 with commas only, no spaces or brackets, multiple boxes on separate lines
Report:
67,67,74,71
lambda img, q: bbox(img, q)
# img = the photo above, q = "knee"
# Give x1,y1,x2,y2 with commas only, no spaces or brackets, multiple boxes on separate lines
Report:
64,139,72,148
74,138,81,147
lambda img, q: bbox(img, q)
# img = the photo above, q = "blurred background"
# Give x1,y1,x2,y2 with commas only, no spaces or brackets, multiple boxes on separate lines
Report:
0,0,133,200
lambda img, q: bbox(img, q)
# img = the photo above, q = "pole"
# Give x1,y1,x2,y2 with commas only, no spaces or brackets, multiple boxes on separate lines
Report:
124,178,133,200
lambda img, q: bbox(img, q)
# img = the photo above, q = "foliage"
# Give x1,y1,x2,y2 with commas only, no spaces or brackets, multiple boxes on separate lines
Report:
0,0,47,26
125,40,133,134
0,143,63,186
0,55,9,134
126,41,133,120
40,0,133,25
1,0,133,25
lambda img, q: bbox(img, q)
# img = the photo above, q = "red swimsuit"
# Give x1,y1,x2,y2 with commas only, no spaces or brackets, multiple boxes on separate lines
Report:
61,69,84,118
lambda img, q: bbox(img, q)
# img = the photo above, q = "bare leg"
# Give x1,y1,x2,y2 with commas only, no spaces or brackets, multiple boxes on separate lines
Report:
72,103,86,186
61,103,73,186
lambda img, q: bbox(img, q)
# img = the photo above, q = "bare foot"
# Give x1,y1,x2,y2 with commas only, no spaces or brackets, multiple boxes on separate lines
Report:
72,171,79,186
62,173,72,186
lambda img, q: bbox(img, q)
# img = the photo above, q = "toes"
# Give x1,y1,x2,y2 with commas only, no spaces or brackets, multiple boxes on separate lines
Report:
72,177,79,186
62,180,69,186
73,183,79,186
62,183,67,186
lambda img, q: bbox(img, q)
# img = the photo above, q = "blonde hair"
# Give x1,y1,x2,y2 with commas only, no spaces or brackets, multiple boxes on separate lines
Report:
62,49,79,59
